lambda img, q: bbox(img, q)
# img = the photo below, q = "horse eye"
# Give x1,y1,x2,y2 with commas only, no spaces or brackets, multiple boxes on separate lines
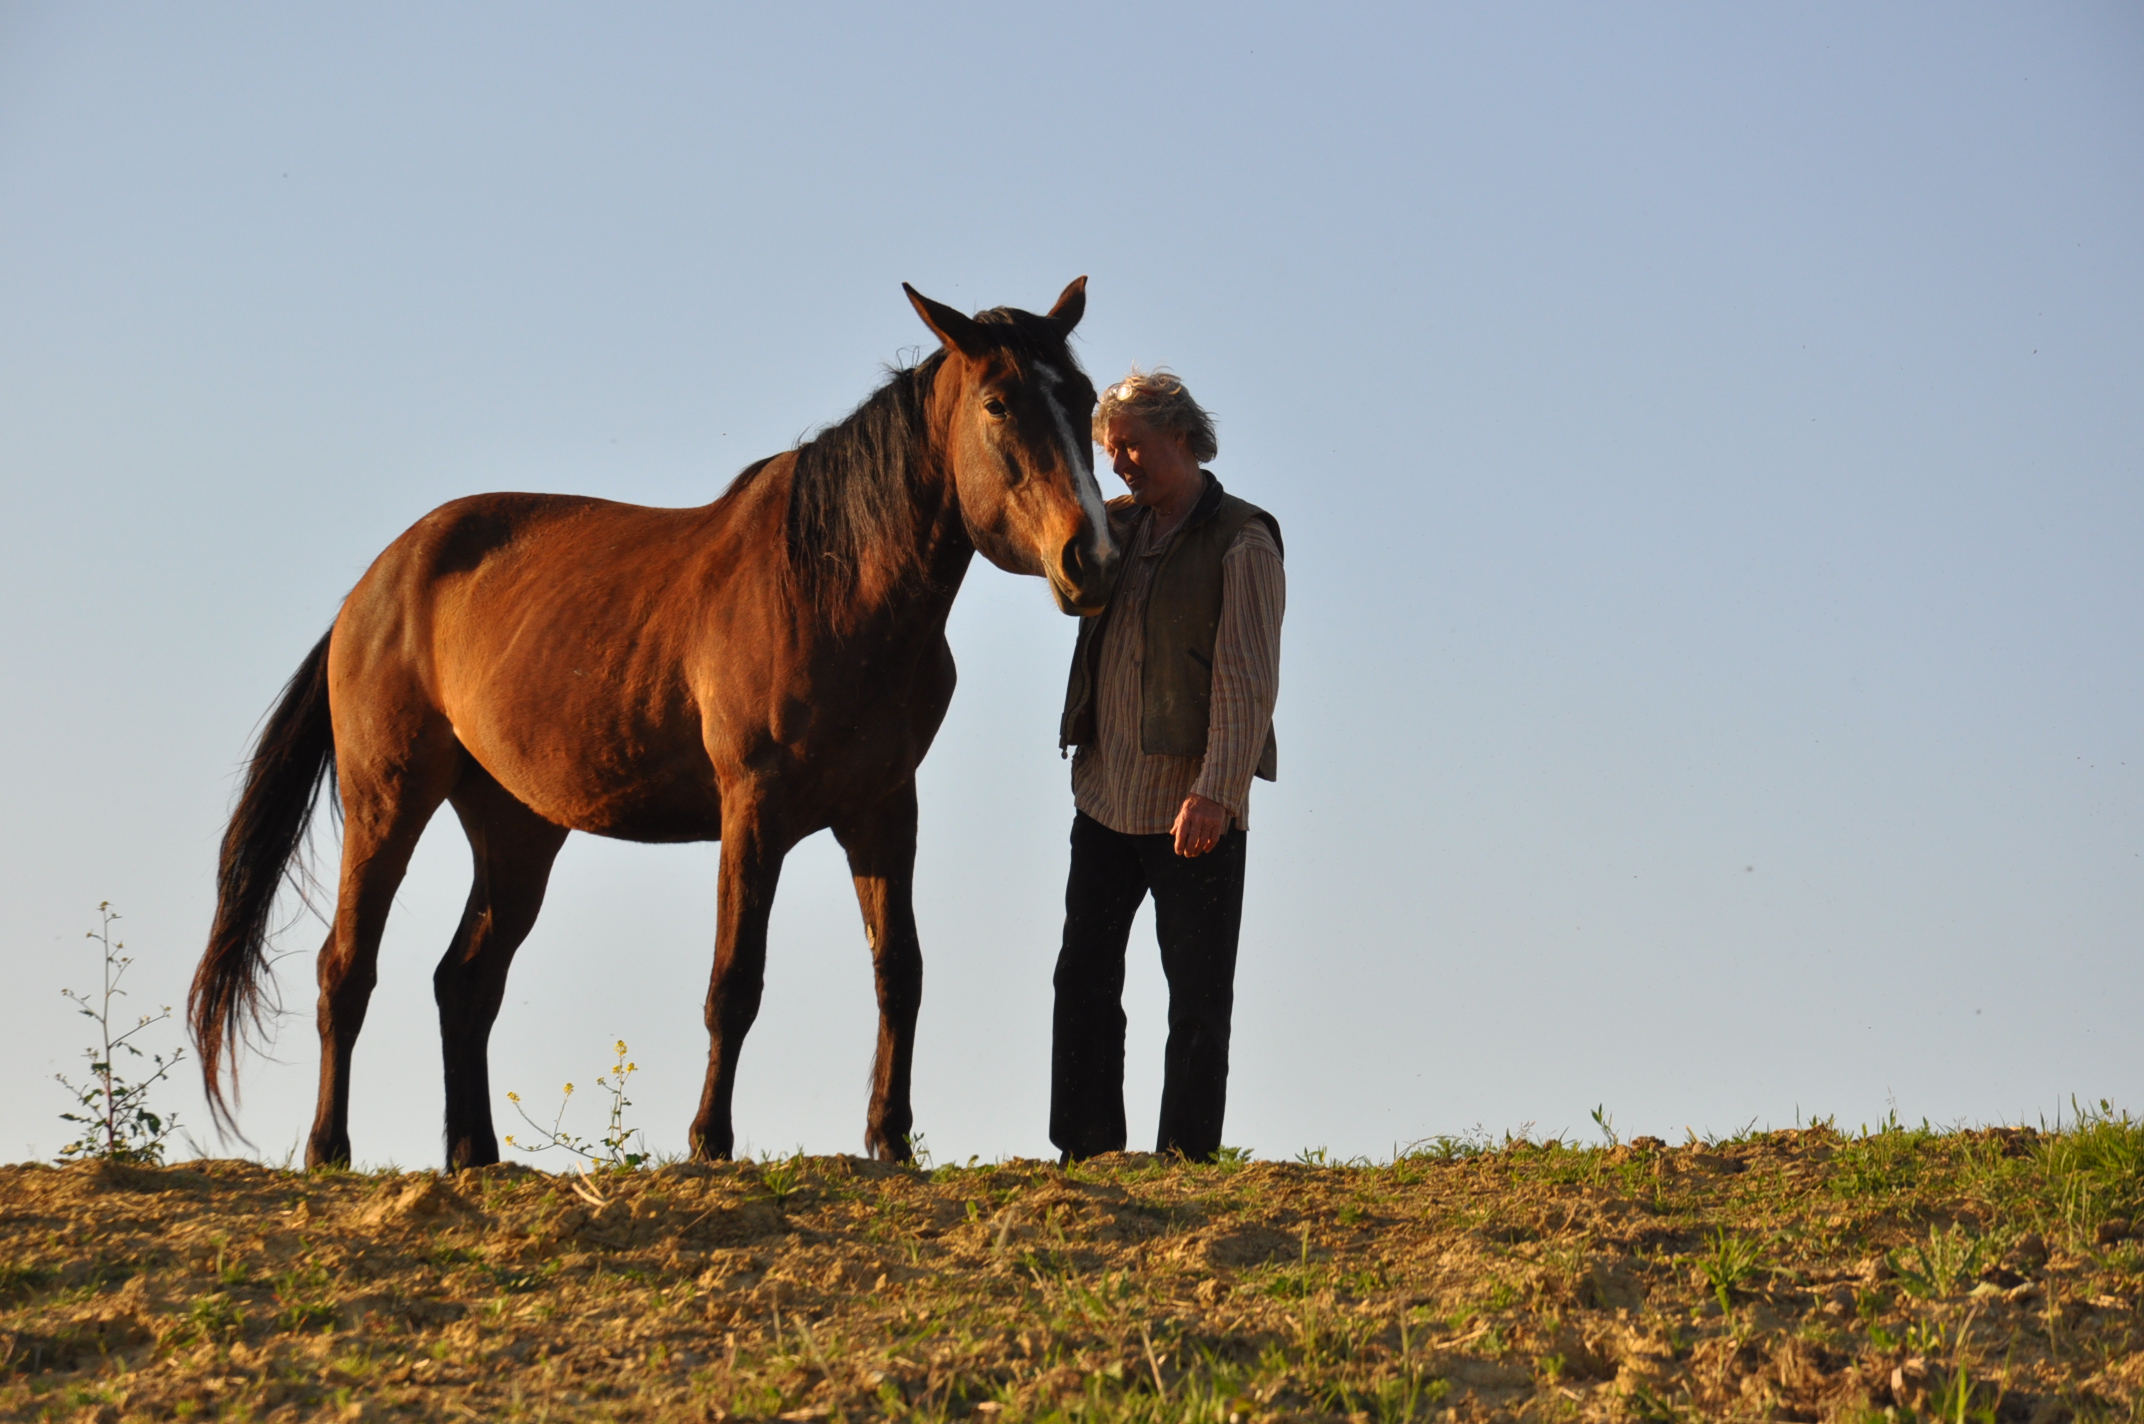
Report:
983,398,1008,418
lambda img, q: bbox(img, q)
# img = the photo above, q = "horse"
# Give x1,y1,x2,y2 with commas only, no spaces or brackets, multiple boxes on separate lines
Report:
189,278,1119,1170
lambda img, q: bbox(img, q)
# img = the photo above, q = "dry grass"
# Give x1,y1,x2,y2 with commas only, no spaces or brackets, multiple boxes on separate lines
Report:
2,1122,2141,1422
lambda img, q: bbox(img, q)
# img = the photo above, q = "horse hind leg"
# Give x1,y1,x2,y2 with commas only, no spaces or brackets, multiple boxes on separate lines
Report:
834,780,922,1164
435,764,569,1171
309,733,460,1169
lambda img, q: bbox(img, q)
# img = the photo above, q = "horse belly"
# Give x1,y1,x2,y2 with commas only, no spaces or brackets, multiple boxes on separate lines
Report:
453,710,724,844
407,501,750,841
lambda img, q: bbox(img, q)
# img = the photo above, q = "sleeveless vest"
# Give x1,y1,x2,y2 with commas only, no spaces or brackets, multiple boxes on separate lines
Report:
1059,474,1282,780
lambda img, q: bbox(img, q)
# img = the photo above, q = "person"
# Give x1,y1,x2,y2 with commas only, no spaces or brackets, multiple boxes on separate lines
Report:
1052,368,1285,1162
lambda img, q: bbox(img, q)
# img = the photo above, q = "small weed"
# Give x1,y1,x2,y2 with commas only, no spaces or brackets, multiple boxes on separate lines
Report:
503,1039,650,1169
1261,1266,1320,1300
484,1260,557,1293
1400,1127,1496,1162
0,1263,58,1299
1902,1316,1949,1355
1699,1229,1764,1313
1368,1318,1451,1424
1927,1361,2000,1424
272,1263,336,1333
184,1292,246,1342
1831,1117,1936,1198
1343,1264,1389,1294
2042,1098,2144,1240
1890,1223,1988,1298
204,1235,251,1287
329,1347,375,1380
757,1150,807,1204
53,902,186,1164
60,1383,120,1409
275,1300,339,1333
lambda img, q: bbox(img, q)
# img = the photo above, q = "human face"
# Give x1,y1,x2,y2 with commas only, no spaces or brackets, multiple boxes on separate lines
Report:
1101,413,1203,512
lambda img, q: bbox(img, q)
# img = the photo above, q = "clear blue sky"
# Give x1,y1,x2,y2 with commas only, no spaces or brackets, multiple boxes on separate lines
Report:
2,4,2138,1168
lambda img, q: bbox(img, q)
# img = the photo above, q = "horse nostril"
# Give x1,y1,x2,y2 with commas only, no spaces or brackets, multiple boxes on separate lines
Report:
1061,536,1087,583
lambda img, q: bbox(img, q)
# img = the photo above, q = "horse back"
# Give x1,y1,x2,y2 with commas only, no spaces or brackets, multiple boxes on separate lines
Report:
331,482,790,842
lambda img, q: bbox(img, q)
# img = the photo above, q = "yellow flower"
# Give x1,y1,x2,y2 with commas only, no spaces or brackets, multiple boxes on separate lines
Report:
564,1083,575,1095
507,1092,520,1103
503,1135,516,1145
627,1063,637,1073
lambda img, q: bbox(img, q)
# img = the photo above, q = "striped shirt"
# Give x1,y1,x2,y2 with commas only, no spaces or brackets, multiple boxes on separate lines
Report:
1071,512,1286,834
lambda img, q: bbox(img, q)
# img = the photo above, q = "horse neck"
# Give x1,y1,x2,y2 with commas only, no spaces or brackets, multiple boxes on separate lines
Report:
834,397,975,639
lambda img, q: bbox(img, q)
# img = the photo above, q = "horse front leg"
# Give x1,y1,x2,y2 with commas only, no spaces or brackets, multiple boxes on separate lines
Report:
834,780,922,1163
690,798,789,1161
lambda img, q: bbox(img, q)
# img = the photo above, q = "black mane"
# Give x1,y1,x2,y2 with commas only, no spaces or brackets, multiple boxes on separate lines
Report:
760,307,1068,611
779,350,945,608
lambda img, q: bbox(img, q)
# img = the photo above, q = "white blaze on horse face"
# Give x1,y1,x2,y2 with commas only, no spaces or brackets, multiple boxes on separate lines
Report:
1032,362,1114,558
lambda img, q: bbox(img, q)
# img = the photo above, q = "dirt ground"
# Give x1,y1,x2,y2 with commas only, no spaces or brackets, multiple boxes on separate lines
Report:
2,1125,2139,1422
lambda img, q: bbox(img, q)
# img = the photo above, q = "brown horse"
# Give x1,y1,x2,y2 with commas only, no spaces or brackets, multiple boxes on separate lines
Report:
190,279,1118,1169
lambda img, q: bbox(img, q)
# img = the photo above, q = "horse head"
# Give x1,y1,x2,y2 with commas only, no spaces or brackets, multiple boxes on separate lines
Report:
904,278,1120,615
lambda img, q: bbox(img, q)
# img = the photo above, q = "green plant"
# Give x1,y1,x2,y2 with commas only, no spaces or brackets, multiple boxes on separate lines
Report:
503,1038,649,1169
0,1262,59,1302
1398,1127,1496,1162
275,1299,340,1333
757,1150,806,1204
1261,1267,1319,1300
1902,1316,1949,1355
1830,1116,1936,1198
273,1263,337,1333
184,1292,247,1342
1699,1229,1764,1313
1591,1104,1620,1148
2041,1098,2144,1239
1373,1318,1450,1423
54,902,185,1164
212,1236,251,1286
1926,1361,1999,1424
1890,1224,1988,1299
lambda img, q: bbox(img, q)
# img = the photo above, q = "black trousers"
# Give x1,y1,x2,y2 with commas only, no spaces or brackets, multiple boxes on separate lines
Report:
1050,810,1246,1162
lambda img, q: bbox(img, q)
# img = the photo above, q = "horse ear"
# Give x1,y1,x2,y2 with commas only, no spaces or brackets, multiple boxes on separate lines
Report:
904,284,988,358
1047,275,1087,336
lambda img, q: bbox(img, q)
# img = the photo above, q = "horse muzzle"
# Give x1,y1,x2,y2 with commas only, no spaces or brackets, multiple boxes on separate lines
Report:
1051,534,1120,616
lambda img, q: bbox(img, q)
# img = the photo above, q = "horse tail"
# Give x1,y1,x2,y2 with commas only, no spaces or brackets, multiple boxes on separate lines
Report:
190,628,338,1133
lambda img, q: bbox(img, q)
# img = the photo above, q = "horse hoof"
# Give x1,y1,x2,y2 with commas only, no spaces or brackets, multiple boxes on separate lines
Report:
305,1141,352,1172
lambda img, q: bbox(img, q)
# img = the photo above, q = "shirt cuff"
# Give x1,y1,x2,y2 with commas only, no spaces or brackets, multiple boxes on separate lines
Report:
1188,769,1249,825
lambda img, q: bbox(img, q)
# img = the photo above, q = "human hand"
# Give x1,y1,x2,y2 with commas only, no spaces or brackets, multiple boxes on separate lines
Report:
1170,794,1230,858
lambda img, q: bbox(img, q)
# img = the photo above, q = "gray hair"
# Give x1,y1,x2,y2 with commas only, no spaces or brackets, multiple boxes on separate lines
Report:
1093,367,1218,464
